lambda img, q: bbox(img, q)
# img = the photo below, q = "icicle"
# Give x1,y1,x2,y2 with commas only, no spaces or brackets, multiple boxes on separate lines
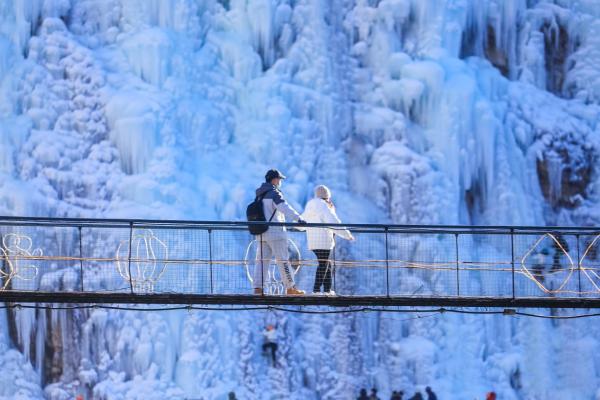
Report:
545,151,564,206
122,28,173,87
401,60,445,125
105,93,159,175
247,0,275,68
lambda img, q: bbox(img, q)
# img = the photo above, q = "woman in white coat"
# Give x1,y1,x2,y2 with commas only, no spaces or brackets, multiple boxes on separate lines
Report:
301,185,354,295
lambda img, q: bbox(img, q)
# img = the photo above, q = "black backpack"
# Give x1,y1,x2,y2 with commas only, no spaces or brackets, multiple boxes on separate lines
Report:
246,191,277,235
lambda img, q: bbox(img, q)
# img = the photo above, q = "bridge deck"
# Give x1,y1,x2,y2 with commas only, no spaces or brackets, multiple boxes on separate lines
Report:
1,291,600,309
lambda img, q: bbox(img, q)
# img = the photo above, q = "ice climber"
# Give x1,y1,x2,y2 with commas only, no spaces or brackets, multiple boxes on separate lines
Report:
253,169,306,295
301,185,354,295
531,247,550,283
262,325,278,366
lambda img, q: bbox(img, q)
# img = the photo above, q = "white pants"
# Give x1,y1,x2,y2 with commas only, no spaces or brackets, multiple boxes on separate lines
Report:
253,237,295,289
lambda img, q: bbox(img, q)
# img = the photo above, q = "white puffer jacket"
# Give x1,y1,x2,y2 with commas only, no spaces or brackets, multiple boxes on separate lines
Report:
263,328,276,343
301,198,352,250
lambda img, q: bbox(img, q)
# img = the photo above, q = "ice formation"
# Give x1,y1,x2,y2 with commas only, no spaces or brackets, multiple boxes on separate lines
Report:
1,0,600,399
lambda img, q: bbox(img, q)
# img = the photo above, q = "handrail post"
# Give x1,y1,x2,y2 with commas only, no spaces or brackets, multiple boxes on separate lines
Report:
127,222,135,294
385,227,390,297
78,226,84,292
208,228,214,294
455,233,460,296
510,228,515,300
0,233,4,289
576,234,581,295
332,246,336,294
260,234,264,294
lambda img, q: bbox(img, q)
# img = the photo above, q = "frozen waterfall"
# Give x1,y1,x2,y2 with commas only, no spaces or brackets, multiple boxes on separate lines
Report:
1,0,600,399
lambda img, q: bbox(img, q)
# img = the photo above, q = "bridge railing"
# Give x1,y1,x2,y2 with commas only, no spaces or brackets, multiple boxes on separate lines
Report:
0,216,599,299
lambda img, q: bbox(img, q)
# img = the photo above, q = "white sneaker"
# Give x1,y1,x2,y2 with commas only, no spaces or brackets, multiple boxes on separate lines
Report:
311,291,324,296
324,290,336,296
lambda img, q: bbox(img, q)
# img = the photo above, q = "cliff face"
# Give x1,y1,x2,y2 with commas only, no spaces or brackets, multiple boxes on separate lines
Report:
1,1,600,399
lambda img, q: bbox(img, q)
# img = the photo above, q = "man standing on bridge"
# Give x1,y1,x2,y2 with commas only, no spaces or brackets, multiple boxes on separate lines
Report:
253,169,306,295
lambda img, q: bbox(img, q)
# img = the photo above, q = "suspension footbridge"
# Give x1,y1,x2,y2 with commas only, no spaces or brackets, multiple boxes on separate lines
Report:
1,216,600,308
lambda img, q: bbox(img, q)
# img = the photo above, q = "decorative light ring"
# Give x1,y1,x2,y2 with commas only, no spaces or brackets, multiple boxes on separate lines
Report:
578,234,600,292
0,233,41,290
115,229,168,293
520,233,575,293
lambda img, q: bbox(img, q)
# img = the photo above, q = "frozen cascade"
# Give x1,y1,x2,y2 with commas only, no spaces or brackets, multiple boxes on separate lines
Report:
1,0,600,399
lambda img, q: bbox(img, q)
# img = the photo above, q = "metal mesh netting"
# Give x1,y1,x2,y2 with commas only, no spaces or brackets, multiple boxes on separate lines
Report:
1,220,599,299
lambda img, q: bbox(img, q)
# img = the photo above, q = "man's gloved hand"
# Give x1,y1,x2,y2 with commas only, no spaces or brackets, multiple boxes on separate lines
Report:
297,218,307,225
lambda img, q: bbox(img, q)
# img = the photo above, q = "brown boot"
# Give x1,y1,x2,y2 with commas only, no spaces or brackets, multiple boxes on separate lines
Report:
254,288,264,295
286,287,305,295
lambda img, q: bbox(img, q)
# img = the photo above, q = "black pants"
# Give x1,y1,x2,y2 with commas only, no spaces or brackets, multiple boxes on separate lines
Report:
313,249,332,292
262,342,277,364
